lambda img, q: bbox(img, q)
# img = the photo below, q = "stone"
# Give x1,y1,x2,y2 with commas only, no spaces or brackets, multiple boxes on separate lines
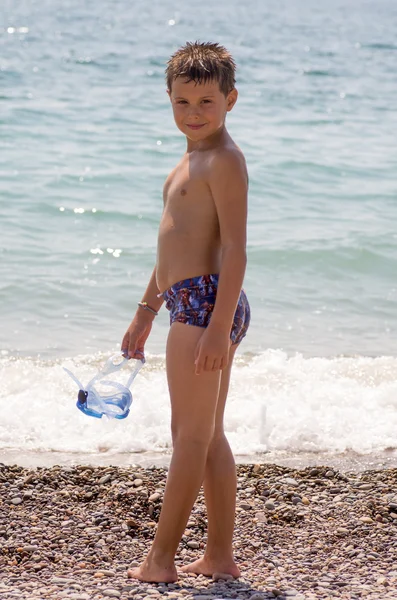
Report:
360,517,373,524
187,540,200,549
255,511,267,523
133,478,143,487
337,527,349,535
102,590,121,598
99,474,112,484
149,492,161,502
11,497,23,505
265,500,275,511
282,478,299,487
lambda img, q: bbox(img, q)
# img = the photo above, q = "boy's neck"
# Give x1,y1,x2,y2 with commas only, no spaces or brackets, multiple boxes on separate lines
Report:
186,124,230,153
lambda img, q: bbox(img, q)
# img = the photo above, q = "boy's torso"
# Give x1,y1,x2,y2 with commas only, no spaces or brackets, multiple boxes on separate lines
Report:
156,148,224,293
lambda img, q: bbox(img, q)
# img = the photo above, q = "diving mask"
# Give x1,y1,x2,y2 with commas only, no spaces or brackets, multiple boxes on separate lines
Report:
64,354,145,419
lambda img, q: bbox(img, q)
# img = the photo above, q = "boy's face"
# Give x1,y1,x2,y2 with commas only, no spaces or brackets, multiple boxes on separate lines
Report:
168,78,237,141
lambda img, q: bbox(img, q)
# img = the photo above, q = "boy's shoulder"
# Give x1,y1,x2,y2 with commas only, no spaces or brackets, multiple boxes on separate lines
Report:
207,141,247,181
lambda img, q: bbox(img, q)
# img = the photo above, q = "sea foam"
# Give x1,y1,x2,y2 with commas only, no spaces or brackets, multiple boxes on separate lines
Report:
1,350,396,458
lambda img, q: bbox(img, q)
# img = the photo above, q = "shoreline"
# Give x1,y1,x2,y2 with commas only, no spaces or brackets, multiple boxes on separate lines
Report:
1,462,396,599
1,448,397,472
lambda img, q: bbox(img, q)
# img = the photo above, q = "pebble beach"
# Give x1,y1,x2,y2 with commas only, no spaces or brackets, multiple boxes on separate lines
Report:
1,463,396,600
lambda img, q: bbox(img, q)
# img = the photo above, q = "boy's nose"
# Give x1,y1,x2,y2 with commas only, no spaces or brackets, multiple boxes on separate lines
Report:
187,106,200,118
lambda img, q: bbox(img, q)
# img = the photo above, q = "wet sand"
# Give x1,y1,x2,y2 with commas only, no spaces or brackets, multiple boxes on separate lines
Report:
2,448,397,472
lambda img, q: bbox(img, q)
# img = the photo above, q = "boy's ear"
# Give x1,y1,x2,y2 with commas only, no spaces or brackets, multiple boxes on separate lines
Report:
227,88,238,111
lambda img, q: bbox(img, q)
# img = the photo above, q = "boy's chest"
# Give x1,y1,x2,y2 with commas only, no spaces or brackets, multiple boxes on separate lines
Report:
162,159,216,225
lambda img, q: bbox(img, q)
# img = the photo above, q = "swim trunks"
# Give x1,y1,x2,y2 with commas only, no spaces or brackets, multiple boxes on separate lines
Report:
160,274,250,345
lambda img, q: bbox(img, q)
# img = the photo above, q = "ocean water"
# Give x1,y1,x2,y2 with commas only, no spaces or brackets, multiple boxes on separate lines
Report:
1,0,397,464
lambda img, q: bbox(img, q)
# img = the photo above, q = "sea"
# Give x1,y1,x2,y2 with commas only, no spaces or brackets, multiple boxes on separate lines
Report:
1,0,397,471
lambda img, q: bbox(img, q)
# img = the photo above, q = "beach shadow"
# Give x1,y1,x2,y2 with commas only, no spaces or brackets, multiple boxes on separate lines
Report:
152,576,266,599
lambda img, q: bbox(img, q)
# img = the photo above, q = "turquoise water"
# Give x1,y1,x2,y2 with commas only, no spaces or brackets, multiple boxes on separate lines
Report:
1,0,397,459
1,0,397,359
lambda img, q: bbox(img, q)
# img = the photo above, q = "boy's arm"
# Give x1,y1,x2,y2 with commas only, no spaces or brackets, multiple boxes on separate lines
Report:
121,265,164,359
208,149,248,333
139,265,164,315
194,149,247,374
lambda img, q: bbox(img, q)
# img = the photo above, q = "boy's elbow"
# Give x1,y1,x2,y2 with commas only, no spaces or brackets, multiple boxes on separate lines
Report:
222,244,247,265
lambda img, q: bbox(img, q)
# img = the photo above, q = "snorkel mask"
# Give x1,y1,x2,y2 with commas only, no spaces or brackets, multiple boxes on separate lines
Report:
64,354,144,419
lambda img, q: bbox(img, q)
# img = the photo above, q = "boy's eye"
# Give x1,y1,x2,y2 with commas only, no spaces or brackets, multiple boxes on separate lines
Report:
177,100,188,104
202,99,212,103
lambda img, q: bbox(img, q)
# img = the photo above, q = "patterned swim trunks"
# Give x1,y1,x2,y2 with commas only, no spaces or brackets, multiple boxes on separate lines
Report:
160,274,250,345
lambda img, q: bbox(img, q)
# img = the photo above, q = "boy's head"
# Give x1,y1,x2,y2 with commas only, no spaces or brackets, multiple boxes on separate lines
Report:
166,41,236,96
166,42,238,140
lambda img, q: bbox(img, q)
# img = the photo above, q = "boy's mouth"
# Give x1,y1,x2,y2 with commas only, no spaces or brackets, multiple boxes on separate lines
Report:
186,124,205,130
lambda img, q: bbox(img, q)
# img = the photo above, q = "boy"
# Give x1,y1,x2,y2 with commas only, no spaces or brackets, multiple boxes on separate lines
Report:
121,41,250,583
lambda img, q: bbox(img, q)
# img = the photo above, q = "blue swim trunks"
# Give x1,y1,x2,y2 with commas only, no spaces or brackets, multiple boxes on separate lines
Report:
161,274,250,345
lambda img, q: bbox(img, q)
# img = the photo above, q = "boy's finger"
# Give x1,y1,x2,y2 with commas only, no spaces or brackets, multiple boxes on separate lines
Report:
121,334,129,351
211,358,219,371
134,347,145,360
195,353,204,375
128,339,137,358
194,343,200,363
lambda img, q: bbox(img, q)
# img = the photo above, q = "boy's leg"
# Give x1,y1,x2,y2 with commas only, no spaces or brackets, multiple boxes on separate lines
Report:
128,322,221,583
182,343,240,577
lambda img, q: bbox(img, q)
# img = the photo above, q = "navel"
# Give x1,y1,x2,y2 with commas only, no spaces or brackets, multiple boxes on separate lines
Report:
180,188,187,196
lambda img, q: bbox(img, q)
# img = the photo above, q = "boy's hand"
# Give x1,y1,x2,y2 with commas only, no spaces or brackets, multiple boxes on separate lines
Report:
121,312,153,360
194,324,230,375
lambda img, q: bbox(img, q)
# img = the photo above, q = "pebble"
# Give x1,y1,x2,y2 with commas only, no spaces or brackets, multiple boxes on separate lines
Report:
149,492,161,502
1,463,396,600
281,478,299,487
255,511,267,523
98,474,112,484
360,516,373,524
102,589,121,598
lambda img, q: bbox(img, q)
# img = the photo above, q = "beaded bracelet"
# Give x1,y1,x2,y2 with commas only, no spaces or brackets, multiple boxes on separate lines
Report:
137,301,159,316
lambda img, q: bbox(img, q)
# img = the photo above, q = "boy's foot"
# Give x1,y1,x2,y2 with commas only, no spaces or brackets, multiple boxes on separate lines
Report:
127,558,178,583
181,556,240,578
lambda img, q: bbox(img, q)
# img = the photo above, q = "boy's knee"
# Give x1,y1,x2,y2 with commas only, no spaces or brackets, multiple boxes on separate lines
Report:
173,426,215,450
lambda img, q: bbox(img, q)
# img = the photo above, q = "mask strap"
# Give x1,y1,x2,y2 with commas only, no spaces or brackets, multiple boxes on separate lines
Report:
63,367,84,389
125,359,144,389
